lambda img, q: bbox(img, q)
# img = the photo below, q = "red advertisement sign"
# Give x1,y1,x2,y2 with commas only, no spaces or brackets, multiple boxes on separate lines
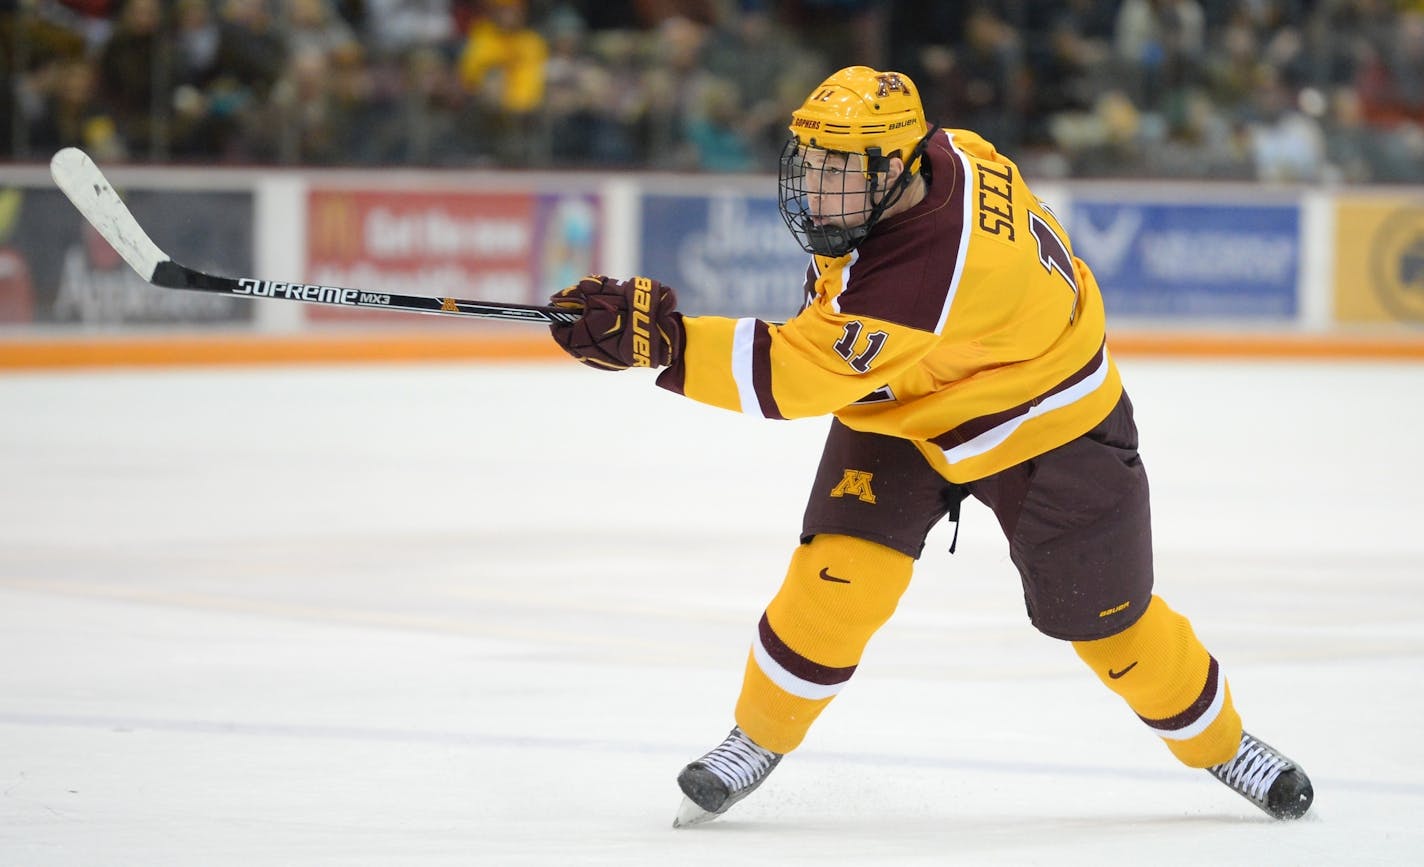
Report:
306,189,598,324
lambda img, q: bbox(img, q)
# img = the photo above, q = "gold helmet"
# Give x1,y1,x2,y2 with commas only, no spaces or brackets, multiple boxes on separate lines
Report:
788,66,929,174
778,67,934,257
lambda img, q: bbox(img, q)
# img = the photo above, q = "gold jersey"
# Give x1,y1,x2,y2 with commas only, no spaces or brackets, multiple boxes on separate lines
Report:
656,128,1123,483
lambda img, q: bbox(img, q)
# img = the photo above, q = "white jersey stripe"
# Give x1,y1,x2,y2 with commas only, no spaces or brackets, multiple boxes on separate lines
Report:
731,317,764,417
830,249,858,314
941,348,1112,466
934,131,974,336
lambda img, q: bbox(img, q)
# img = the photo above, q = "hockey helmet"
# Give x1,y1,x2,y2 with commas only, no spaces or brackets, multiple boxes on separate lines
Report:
789,66,930,174
778,67,933,257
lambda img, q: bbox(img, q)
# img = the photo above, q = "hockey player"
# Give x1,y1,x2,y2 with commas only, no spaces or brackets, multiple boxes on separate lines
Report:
547,66,1313,827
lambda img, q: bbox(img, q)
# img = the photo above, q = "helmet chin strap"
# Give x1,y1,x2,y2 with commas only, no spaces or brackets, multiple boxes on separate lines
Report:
797,219,871,258
868,127,934,219
798,130,933,257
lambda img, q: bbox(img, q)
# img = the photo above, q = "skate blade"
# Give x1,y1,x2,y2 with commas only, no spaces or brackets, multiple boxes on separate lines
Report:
672,796,720,829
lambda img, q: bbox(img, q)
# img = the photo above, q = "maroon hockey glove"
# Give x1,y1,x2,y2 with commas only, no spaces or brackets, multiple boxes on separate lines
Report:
549,275,683,370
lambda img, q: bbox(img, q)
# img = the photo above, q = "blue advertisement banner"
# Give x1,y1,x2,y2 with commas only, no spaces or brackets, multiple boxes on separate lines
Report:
639,192,808,321
1067,200,1300,319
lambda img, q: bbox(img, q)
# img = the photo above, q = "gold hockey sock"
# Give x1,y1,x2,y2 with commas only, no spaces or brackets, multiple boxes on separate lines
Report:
735,534,914,754
1073,595,1242,768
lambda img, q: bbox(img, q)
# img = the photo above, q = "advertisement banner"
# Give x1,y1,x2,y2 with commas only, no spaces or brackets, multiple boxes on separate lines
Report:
639,192,807,321
1334,197,1424,324
305,189,599,323
0,186,255,326
1067,200,1300,319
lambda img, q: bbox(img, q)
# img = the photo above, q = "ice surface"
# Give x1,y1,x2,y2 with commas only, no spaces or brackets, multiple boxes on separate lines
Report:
1,357,1421,865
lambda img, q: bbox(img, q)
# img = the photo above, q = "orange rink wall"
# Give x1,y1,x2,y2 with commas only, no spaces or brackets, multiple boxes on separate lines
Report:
2,330,1423,370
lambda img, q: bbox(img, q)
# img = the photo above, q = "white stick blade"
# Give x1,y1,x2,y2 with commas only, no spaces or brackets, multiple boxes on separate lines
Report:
49,147,168,281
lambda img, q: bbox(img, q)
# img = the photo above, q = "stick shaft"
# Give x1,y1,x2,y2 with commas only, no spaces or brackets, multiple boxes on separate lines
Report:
49,147,579,325
151,261,578,324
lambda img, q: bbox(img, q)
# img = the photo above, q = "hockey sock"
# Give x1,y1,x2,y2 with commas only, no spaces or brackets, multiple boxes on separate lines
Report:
734,534,914,754
1073,595,1242,768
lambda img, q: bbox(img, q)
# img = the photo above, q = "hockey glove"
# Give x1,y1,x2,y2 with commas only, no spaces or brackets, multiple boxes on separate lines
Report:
549,275,683,370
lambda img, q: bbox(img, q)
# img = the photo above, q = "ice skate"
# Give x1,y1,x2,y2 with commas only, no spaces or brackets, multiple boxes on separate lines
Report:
672,727,782,828
1208,731,1313,819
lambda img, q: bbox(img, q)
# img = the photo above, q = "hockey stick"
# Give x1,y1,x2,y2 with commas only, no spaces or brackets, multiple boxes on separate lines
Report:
48,147,580,325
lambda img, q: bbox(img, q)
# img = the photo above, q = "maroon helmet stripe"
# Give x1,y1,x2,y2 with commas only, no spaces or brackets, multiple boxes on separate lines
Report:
758,612,856,686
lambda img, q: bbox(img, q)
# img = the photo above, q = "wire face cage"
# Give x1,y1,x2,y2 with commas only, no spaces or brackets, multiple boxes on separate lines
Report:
776,130,932,259
776,138,878,258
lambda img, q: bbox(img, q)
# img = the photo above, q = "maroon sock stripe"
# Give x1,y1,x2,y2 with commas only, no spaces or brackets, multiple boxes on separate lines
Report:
757,612,856,686
1138,656,1220,732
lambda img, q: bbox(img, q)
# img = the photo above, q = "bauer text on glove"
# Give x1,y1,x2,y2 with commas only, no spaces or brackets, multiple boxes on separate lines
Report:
548,275,683,370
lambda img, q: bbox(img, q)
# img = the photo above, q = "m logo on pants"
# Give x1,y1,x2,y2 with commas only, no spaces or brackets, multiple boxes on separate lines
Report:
829,470,877,503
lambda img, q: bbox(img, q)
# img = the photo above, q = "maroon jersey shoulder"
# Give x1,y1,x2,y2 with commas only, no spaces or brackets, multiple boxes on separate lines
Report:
834,133,969,333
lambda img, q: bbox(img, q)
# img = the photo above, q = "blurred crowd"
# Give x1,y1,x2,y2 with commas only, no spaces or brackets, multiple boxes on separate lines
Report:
3,0,1423,182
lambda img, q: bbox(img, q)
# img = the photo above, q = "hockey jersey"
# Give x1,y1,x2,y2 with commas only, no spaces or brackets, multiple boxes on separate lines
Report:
656,128,1123,484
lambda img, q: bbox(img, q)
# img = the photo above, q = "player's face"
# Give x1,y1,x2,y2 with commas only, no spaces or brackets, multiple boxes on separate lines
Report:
802,150,873,228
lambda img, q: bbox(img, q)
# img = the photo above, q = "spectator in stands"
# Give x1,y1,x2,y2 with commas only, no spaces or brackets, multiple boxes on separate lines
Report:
541,6,619,165
166,0,232,159
1055,87,1148,176
1161,0,1206,85
184,0,284,160
330,0,366,33
1245,66,1326,182
359,44,464,164
362,0,455,59
46,0,117,52
212,0,287,103
1113,0,1162,101
257,44,342,163
576,28,655,166
703,1,824,169
784,0,885,68
1203,13,1260,112
3,3,90,157
28,55,124,160
457,0,548,164
950,7,1028,150
284,0,359,56
640,15,719,169
174,0,221,87
323,41,404,165
3,0,1421,181
1324,84,1384,181
97,0,164,156
1312,0,1388,90
1024,16,1104,152
1385,10,1424,122
1113,0,1205,112
682,77,754,171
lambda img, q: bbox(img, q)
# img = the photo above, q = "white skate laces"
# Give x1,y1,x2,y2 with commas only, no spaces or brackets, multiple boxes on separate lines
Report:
673,727,783,827
1208,731,1313,819
700,728,779,791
